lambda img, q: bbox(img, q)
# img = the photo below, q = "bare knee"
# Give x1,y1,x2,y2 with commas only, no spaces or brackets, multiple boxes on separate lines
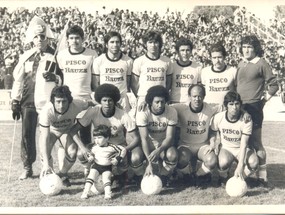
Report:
165,147,178,163
247,153,259,170
129,147,145,167
256,149,266,161
177,147,192,169
204,153,217,170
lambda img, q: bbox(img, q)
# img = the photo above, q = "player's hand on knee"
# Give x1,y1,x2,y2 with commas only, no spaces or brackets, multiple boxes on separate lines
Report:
11,100,21,120
204,145,214,155
214,143,221,155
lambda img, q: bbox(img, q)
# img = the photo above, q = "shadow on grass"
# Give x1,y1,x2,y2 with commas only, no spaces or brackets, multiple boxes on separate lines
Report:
60,187,82,195
267,163,285,189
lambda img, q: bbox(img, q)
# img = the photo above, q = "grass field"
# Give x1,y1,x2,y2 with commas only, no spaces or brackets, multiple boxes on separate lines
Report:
0,120,285,213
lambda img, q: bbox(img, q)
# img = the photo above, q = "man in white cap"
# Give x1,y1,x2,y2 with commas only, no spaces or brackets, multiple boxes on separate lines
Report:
11,18,63,180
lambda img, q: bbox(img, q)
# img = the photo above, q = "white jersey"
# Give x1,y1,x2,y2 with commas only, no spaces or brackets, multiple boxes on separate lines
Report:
170,60,202,103
57,48,98,100
39,99,89,136
210,111,252,148
201,65,236,105
93,52,132,96
132,54,173,97
136,105,178,148
91,143,126,166
78,105,136,146
172,102,220,145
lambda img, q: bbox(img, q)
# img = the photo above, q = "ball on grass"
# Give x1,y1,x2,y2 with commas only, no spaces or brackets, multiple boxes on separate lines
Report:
39,173,63,196
141,174,162,195
225,176,248,197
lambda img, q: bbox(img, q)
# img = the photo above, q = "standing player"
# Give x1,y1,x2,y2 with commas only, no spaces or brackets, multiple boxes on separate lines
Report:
210,91,259,186
136,85,178,186
11,21,62,180
236,35,279,186
92,31,133,111
70,84,140,188
170,37,201,104
56,25,98,166
81,125,127,200
201,43,237,106
39,85,95,186
131,30,173,111
171,84,220,186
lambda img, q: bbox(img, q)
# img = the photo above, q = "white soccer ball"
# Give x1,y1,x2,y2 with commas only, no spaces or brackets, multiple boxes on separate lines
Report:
90,174,104,194
39,173,63,196
225,176,248,197
141,174,163,195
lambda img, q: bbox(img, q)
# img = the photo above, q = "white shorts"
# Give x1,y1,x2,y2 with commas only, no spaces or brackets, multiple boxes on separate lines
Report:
178,141,209,156
222,145,251,161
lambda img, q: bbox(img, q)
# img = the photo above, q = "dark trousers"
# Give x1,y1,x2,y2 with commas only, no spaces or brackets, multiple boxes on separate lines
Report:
21,107,38,169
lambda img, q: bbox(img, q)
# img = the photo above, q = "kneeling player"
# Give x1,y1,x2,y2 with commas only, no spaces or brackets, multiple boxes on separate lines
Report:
210,91,259,186
81,125,126,200
39,85,95,186
172,84,220,187
136,85,178,186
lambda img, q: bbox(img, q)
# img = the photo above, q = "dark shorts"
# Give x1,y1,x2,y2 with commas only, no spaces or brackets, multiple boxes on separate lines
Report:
242,100,264,129
91,163,112,174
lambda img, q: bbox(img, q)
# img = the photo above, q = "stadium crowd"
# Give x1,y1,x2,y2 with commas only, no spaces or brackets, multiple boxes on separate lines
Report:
1,6,285,90
2,5,282,199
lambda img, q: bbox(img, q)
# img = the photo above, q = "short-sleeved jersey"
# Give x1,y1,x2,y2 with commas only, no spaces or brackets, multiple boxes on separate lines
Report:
172,102,220,145
132,54,173,97
236,57,275,104
93,53,133,95
78,105,136,145
211,111,252,148
136,105,178,148
170,60,201,103
91,143,126,166
201,65,237,105
57,48,98,99
39,99,89,136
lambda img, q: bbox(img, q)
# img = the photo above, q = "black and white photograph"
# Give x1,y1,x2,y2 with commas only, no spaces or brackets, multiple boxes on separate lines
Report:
0,0,284,214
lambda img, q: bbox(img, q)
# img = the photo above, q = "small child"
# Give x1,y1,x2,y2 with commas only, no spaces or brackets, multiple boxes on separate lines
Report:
81,125,126,200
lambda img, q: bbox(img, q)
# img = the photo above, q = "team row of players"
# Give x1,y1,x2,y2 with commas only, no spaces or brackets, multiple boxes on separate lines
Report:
39,83,257,199
11,24,279,199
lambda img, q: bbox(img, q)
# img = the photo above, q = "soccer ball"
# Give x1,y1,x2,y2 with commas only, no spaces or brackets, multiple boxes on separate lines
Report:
141,175,163,195
39,173,63,196
90,174,104,194
225,176,248,197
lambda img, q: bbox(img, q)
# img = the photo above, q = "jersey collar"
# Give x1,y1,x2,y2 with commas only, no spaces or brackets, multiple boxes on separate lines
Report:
243,56,260,64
